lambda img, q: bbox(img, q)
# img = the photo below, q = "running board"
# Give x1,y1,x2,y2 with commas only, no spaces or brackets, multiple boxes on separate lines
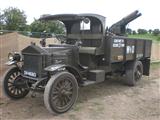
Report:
80,69,105,87
81,80,96,87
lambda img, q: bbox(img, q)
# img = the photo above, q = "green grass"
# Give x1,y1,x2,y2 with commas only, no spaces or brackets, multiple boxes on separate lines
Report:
128,34,160,42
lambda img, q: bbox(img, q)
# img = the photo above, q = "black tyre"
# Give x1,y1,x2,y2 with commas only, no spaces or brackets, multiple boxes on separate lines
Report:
3,67,29,99
44,72,78,114
125,61,143,86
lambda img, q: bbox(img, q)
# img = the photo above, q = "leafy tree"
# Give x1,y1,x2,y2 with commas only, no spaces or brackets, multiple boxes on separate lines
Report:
0,9,4,30
148,29,152,34
2,7,27,30
30,19,65,37
137,29,147,34
152,29,160,36
132,30,136,35
30,20,45,32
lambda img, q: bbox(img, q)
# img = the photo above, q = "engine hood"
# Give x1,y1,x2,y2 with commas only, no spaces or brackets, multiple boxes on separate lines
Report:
44,45,74,55
22,44,48,55
22,44,76,55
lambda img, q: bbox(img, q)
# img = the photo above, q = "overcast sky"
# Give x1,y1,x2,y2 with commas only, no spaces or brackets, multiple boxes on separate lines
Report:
1,0,160,30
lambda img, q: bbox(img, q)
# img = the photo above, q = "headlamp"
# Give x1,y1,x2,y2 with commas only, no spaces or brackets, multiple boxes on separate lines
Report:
8,53,21,61
8,53,14,61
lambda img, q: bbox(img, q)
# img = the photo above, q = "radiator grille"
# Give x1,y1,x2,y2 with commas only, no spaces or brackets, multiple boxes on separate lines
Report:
23,55,41,78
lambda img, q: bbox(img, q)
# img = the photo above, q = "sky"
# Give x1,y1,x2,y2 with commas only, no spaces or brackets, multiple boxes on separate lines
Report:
0,0,160,30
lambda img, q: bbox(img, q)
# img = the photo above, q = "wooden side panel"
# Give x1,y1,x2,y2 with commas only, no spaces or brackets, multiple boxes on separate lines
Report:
144,40,152,58
125,39,135,60
135,40,144,59
110,36,152,63
110,38,125,62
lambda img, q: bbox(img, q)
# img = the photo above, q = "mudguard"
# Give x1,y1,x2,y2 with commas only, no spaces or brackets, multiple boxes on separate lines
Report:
44,64,83,84
5,61,17,66
44,64,66,72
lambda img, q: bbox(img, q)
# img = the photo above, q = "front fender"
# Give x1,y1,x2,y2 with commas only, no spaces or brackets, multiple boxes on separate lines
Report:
5,61,17,66
44,64,66,72
44,64,83,85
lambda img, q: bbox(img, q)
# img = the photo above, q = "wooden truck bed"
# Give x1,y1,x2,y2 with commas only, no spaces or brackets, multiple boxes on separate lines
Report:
106,36,152,63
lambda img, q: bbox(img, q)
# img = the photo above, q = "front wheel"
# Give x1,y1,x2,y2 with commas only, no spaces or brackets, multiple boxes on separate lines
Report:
3,67,29,99
125,61,143,86
44,72,78,114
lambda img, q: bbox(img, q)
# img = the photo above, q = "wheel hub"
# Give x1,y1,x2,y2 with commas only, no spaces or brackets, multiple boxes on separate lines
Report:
60,89,66,94
51,79,74,108
13,76,26,88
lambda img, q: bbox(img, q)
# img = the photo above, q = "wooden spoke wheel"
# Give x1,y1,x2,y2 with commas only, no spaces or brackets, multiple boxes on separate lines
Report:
3,67,29,99
44,72,78,114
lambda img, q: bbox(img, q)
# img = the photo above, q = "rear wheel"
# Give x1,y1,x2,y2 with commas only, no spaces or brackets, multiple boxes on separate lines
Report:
3,67,29,99
44,72,78,114
125,61,143,86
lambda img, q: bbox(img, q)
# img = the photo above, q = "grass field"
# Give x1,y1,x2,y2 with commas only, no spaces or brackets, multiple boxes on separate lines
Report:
129,34,160,42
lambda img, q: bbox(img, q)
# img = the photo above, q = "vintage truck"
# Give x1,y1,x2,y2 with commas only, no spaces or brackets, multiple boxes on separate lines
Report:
3,10,152,114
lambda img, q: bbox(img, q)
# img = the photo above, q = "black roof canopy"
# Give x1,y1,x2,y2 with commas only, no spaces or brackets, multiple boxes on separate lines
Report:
39,14,105,23
39,14,106,34
39,14,83,21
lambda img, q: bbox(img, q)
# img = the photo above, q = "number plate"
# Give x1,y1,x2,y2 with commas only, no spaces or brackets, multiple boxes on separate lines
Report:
24,70,37,77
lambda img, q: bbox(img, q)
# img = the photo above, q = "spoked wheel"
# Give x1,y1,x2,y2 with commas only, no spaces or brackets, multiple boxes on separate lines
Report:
3,67,29,99
125,61,143,86
134,64,143,81
44,72,78,114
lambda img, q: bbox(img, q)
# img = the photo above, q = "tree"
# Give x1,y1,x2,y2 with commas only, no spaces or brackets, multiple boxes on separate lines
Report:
0,9,4,30
148,29,152,34
2,7,27,31
30,20,45,33
137,29,147,34
152,29,160,36
132,30,136,35
30,19,65,37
